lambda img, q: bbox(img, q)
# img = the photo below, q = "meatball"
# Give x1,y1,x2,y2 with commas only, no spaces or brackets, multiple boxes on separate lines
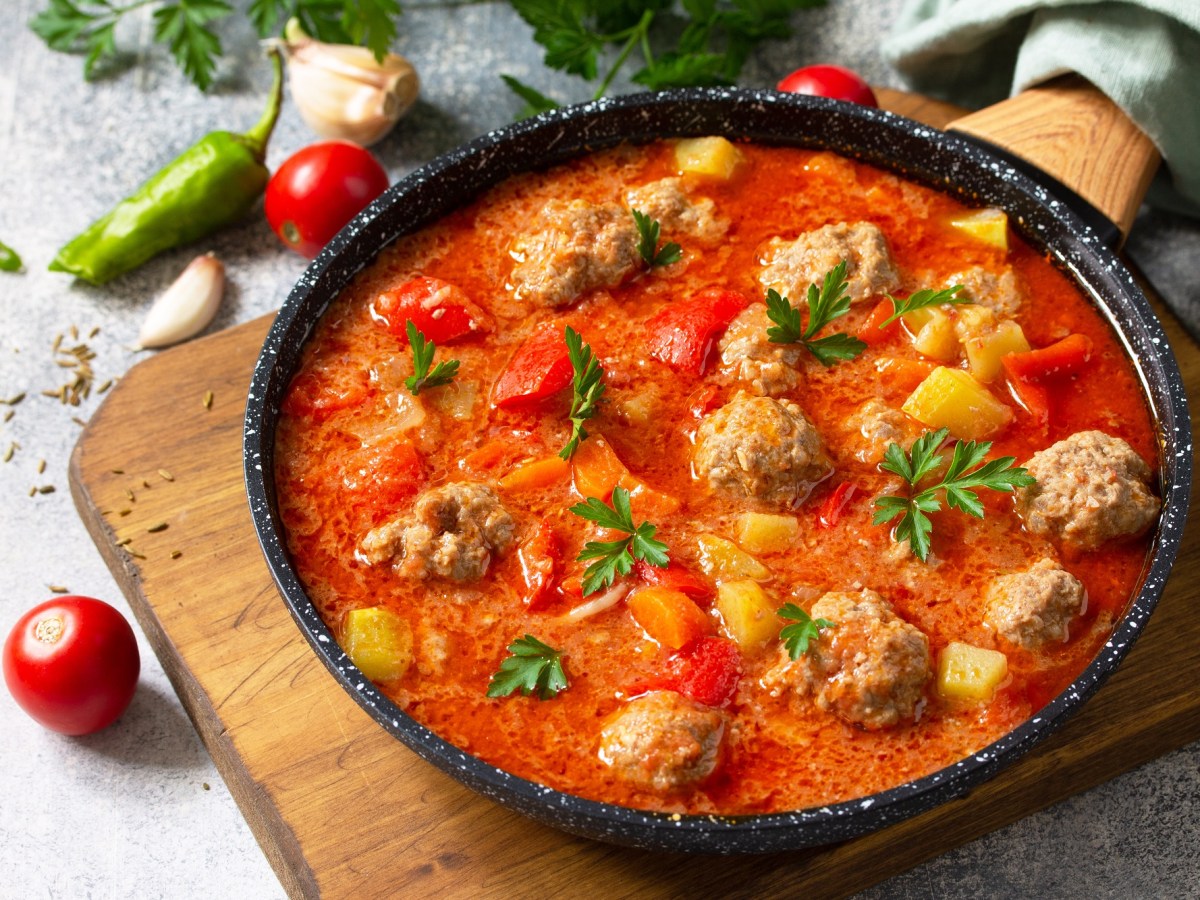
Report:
766,590,930,730
693,395,831,506
509,199,641,307
598,691,725,792
1017,431,1159,550
359,482,515,582
985,558,1087,650
844,399,915,464
946,265,1021,317
758,221,899,304
626,177,728,244
717,303,802,396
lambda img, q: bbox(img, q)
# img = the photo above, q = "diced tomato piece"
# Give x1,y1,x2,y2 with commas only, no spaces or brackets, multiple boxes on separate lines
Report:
557,573,584,602
491,321,576,408
687,383,721,419
282,366,371,422
517,519,561,611
646,288,749,375
858,298,899,346
341,440,424,515
632,560,711,602
817,481,857,529
875,356,936,399
370,275,491,344
1001,333,1093,382
663,637,742,707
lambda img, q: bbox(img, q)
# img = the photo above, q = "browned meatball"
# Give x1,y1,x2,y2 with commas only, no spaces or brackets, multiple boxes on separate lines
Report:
758,221,899,304
843,399,917,464
985,558,1087,650
945,265,1022,317
693,395,831,506
598,691,725,792
625,177,728,244
359,482,515,581
766,590,930,730
717,303,802,396
509,199,640,307
1017,431,1159,550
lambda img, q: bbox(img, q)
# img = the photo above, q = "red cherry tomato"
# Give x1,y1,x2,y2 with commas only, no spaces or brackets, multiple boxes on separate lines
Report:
777,64,878,107
3,596,140,735
265,140,390,258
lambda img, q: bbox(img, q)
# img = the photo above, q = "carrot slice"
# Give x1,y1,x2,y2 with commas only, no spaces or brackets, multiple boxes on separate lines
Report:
1001,334,1093,381
627,587,713,651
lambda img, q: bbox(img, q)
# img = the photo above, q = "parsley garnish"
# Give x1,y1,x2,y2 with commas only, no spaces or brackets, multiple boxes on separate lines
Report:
32,0,401,90
872,428,1036,562
632,209,682,268
403,320,459,396
880,284,969,327
765,260,867,366
558,326,605,460
0,240,23,273
487,634,568,700
503,1,824,108
778,603,834,660
569,485,669,596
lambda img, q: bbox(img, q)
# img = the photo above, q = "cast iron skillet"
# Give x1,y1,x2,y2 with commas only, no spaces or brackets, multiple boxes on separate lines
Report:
244,88,1191,854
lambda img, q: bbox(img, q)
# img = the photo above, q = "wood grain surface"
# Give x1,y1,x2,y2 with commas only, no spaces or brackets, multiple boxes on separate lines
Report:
68,92,1199,899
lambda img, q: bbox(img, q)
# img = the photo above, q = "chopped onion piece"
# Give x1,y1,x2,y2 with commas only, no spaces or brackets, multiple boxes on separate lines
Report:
562,583,629,622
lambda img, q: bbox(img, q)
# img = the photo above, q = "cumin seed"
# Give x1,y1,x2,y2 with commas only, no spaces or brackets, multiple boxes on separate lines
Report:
158,469,174,482
88,326,100,339
111,468,125,475
203,390,214,409
97,379,113,394
3,444,13,463
117,537,132,546
128,549,146,560
170,550,182,559
37,485,55,494
147,522,168,533
37,458,45,474
3,409,13,422
125,488,135,501
118,508,131,516
48,585,68,594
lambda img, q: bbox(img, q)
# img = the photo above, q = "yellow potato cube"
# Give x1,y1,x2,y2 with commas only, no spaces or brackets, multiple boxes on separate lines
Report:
716,580,780,649
696,533,770,581
910,308,959,361
948,207,1009,251
734,512,799,554
342,607,413,684
962,320,1030,383
902,366,1013,440
938,641,1008,701
675,136,743,180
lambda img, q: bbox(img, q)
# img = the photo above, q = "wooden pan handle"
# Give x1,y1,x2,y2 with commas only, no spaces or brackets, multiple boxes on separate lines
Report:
946,75,1159,243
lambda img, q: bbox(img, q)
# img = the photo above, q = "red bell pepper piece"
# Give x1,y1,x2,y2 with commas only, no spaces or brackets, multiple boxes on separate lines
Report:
857,298,899,346
1001,333,1093,382
662,637,742,708
816,481,856,528
517,519,561,611
370,275,491,344
632,560,712,602
341,439,425,516
491,321,576,408
687,383,721,419
282,367,371,422
646,288,749,375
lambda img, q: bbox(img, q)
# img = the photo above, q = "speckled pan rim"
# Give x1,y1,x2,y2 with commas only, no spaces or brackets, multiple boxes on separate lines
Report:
244,88,1192,854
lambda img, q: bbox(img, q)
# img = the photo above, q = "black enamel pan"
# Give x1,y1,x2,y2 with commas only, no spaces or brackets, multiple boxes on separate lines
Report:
243,87,1191,854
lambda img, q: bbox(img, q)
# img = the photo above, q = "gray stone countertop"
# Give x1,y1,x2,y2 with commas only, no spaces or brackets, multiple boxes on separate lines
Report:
2,2,1198,897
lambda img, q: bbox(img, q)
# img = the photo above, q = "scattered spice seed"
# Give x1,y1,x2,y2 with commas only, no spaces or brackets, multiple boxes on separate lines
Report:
38,485,56,494
1,392,24,405
3,444,13,463
147,522,168,533
72,416,87,427
97,379,113,394
3,410,13,423
170,550,182,559
117,537,132,546
88,326,101,339
125,488,135,501
203,390,214,410
128,549,146,560
28,486,36,497
158,468,174,482
142,479,151,488
37,458,45,474
52,333,63,353
70,324,78,341
48,585,69,594
118,508,131,516
111,468,125,474
41,388,61,399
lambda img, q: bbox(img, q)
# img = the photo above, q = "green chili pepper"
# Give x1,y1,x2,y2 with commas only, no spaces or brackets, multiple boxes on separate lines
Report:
0,240,22,272
49,49,284,285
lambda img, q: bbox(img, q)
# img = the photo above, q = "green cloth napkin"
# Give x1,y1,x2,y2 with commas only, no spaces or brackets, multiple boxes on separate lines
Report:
882,1,1200,216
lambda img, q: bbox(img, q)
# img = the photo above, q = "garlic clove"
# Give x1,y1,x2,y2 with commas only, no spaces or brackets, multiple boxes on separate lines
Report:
279,19,419,147
136,253,225,350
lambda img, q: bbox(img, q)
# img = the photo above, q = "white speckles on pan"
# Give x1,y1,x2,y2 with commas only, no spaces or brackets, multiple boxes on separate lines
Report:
242,88,1191,854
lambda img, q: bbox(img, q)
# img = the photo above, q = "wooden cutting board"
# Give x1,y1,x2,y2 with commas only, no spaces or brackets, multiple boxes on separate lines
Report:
69,92,1200,899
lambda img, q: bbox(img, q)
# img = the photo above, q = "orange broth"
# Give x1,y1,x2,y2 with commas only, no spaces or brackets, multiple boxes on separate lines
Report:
273,141,1158,815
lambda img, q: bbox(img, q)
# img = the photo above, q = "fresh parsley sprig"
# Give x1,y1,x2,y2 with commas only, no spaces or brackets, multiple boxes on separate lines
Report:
569,485,669,596
872,428,1036,562
404,320,459,396
558,326,605,460
880,284,968,327
486,634,568,700
765,260,867,366
632,209,682,268
778,603,834,660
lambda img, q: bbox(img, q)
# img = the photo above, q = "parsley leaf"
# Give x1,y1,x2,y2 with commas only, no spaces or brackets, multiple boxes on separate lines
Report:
487,634,568,700
873,429,1036,561
501,74,561,119
765,261,867,366
880,284,969,327
558,326,605,460
0,240,23,273
404,320,459,396
778,603,834,660
152,1,231,93
569,485,669,595
632,209,682,268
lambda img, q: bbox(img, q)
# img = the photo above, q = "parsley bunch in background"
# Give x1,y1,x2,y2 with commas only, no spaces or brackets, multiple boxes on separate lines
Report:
31,0,401,90
504,0,827,115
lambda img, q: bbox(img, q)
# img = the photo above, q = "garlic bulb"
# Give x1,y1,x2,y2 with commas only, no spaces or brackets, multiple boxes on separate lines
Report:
136,253,225,349
278,19,419,147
